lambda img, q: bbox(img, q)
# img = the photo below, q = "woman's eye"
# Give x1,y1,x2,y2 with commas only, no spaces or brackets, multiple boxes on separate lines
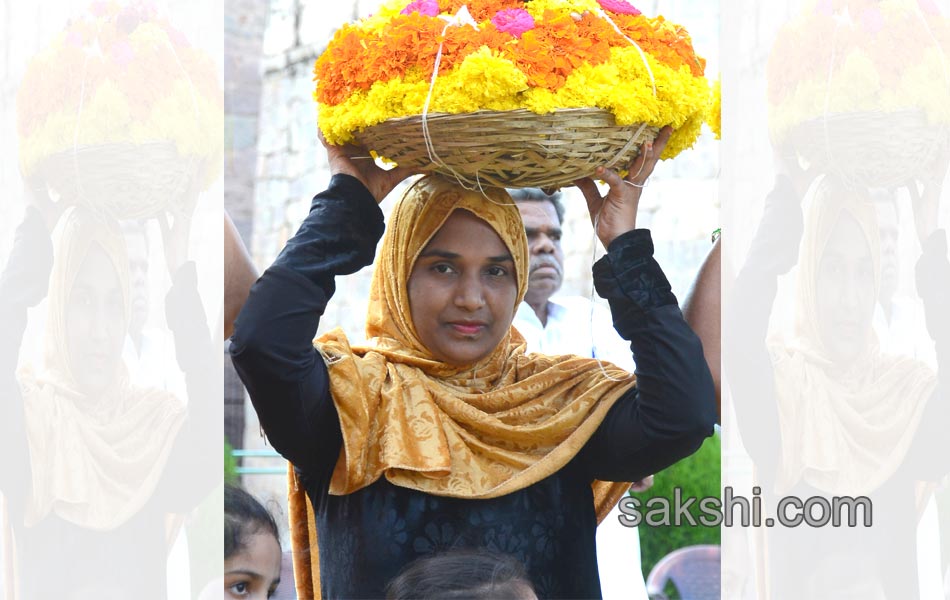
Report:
486,265,508,277
229,581,249,596
432,263,455,274
72,291,92,308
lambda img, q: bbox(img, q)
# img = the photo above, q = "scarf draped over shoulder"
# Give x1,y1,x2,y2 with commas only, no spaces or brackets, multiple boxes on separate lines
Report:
19,207,185,530
771,178,936,496
316,175,637,515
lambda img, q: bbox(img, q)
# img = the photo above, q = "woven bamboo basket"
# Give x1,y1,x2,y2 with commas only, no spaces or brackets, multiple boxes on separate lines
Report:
353,108,660,189
37,141,202,220
787,109,949,188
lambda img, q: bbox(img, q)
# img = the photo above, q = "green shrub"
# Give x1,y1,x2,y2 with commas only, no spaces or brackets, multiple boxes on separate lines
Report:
225,440,238,485
636,432,721,584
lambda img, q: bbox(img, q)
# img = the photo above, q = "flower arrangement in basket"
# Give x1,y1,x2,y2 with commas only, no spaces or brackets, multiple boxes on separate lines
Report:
767,0,950,187
314,0,711,188
16,1,223,219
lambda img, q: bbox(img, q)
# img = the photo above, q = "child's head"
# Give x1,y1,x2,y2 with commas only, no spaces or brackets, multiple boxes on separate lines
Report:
385,549,538,599
224,484,282,599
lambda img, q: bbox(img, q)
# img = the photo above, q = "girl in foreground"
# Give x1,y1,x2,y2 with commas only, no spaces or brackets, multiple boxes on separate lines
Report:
230,128,716,598
224,484,282,600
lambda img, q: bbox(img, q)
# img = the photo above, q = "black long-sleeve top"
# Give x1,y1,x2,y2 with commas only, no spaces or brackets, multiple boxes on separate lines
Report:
0,206,219,600
230,175,716,599
726,176,950,599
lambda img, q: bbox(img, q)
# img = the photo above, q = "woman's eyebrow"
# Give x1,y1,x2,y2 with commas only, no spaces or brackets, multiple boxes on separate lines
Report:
419,250,513,262
419,249,460,259
226,569,263,580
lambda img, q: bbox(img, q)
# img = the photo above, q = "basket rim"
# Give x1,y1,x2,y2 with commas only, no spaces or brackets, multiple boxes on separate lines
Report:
357,107,634,129
352,108,659,189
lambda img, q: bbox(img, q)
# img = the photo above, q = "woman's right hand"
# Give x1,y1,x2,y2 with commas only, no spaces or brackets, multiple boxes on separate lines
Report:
772,143,816,200
24,180,65,232
320,132,421,203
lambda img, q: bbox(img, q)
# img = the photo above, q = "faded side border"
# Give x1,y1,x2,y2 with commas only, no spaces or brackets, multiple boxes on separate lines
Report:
722,1,950,599
0,2,223,599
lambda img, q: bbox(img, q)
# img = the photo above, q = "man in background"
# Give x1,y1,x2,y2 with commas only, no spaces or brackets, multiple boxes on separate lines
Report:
510,188,635,371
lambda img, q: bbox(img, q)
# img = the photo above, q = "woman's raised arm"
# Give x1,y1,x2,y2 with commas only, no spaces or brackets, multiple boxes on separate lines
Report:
229,143,418,474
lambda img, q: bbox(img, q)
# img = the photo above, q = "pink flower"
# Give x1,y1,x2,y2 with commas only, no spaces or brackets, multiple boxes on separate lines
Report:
918,0,940,16
165,25,190,48
66,30,84,47
400,0,440,17
491,8,535,38
859,6,884,33
111,40,134,66
597,0,641,16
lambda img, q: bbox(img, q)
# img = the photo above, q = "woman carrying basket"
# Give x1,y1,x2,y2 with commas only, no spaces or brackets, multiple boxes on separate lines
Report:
229,127,716,599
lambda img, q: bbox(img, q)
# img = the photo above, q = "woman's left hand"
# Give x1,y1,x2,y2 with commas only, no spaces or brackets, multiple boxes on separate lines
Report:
909,140,949,246
159,207,192,278
575,126,672,248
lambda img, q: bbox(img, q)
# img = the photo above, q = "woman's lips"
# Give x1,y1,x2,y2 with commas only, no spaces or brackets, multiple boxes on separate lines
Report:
448,322,486,335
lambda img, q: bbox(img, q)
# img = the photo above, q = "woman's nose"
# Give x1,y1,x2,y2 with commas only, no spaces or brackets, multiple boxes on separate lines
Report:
840,270,862,310
454,273,485,311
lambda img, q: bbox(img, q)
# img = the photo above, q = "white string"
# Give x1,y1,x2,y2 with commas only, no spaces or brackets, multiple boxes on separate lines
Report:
821,17,842,181
420,7,658,195
912,4,950,166
595,8,657,97
603,122,650,171
421,21,479,190
586,211,634,382
418,9,524,204
913,5,950,105
593,10,658,188
71,50,92,206
163,31,203,149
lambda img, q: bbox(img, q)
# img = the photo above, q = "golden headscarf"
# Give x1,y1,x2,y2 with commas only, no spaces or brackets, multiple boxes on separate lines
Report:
771,177,937,496
19,207,185,530
290,175,637,598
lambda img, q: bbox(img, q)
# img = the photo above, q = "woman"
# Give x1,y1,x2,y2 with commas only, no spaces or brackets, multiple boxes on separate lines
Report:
230,128,716,598
726,168,950,598
0,188,218,599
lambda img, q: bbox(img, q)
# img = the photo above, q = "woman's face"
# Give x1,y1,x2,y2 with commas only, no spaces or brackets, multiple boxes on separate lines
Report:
65,244,126,394
408,210,519,366
815,212,876,365
224,531,282,599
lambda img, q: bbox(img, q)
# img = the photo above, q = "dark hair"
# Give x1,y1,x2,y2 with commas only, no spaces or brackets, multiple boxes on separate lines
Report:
507,187,565,225
224,484,280,560
385,549,536,599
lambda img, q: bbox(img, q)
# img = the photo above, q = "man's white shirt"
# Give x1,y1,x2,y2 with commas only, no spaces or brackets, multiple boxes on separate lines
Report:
513,296,635,373
513,296,646,600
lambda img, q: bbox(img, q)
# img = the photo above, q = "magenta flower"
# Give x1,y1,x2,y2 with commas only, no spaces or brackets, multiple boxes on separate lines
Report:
400,0,440,17
111,40,134,66
165,25,190,48
918,0,940,16
597,0,641,16
66,30,84,48
491,9,535,38
859,6,884,33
